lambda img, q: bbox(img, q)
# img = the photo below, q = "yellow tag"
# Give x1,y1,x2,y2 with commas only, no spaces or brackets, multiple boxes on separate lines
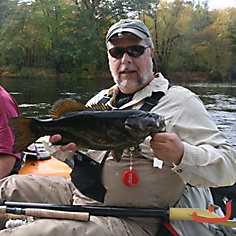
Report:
129,147,135,152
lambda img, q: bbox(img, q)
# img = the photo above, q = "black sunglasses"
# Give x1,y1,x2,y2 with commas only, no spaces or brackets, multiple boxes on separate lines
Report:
108,45,150,59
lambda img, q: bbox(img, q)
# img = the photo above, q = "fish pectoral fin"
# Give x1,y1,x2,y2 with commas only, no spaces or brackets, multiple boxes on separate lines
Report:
111,149,123,162
107,130,127,141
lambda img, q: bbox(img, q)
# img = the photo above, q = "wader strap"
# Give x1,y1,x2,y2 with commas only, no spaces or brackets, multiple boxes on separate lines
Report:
97,84,172,111
139,91,165,111
140,84,172,111
97,94,113,105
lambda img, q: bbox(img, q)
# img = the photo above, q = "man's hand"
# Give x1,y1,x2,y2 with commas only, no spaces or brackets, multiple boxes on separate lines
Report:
49,134,79,151
150,131,184,165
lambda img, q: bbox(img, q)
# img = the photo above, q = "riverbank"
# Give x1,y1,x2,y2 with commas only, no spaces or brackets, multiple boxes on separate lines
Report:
1,66,234,83
0,67,111,80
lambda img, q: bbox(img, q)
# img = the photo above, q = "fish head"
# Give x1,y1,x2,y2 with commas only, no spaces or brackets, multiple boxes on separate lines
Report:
124,112,166,140
150,113,166,133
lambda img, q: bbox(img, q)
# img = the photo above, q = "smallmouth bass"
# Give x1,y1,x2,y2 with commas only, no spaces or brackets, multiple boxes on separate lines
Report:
9,98,166,161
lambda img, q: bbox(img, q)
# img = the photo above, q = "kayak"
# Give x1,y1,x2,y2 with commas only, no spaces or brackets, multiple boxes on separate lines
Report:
19,156,71,178
19,140,71,178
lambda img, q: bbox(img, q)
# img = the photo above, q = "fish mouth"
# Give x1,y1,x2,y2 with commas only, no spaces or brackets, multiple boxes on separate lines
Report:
147,113,166,132
124,113,166,140
155,115,166,132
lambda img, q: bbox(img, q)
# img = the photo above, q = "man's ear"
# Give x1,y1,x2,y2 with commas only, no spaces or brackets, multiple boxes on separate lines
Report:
150,47,155,58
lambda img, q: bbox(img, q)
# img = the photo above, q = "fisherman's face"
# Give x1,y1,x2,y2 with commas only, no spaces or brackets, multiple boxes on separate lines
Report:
107,34,155,94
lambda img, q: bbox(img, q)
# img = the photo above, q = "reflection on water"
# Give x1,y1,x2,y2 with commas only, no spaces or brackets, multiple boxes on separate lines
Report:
1,77,235,148
0,77,113,118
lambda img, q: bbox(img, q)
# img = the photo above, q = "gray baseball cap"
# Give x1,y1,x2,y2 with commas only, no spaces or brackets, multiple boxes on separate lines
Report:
106,19,152,43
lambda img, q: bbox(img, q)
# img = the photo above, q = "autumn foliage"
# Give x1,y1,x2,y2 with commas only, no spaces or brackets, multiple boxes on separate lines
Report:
0,0,235,82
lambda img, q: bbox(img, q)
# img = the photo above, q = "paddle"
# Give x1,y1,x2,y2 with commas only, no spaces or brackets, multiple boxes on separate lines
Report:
0,199,235,227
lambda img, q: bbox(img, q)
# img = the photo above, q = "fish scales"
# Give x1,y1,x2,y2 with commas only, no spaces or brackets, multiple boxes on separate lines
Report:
33,110,147,148
9,98,166,161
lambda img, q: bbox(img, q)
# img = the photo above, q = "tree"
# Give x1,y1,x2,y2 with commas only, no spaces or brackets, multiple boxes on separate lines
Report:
169,0,213,74
144,0,193,76
191,9,235,81
0,0,235,81
227,8,236,81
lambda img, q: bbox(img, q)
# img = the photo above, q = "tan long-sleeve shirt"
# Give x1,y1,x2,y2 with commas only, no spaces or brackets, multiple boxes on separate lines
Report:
85,73,236,208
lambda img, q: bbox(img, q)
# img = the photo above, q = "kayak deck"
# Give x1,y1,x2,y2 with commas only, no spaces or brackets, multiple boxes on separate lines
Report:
19,156,71,178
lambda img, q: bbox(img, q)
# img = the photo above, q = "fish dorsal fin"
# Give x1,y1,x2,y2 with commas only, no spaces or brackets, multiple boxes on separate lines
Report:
50,98,90,118
88,103,111,111
50,99,111,118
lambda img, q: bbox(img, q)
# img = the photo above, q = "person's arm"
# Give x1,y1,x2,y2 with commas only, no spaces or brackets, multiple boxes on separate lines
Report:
0,154,16,179
151,90,236,188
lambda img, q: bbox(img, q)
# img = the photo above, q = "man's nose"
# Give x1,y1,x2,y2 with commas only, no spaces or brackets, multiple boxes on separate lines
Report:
121,52,132,63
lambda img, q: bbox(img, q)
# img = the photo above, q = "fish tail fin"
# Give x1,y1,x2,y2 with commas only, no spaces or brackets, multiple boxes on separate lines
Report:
8,116,39,153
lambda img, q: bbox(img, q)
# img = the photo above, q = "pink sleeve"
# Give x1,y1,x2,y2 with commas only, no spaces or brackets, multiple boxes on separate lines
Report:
0,87,20,158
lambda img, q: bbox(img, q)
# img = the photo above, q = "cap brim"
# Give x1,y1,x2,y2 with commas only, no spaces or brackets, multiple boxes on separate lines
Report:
106,28,147,43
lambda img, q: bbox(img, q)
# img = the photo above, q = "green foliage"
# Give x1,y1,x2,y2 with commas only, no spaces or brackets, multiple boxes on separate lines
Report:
0,0,109,75
228,8,236,54
144,0,194,75
0,0,235,81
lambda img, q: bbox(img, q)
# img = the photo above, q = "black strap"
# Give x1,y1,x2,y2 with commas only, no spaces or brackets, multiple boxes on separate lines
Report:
97,84,172,112
115,92,134,108
97,94,113,106
139,92,165,111
96,92,164,111
140,84,172,111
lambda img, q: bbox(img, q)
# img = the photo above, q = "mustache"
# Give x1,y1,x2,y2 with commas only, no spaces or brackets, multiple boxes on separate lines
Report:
118,66,137,73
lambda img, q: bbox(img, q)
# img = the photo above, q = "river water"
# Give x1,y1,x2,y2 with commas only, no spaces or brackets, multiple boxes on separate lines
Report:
186,84,236,148
0,77,235,148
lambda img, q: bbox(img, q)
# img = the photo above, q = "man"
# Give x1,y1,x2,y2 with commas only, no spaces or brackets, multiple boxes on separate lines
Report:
0,86,21,179
0,19,236,235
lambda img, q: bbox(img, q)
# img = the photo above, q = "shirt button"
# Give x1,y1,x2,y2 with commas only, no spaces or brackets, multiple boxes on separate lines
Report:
177,169,183,173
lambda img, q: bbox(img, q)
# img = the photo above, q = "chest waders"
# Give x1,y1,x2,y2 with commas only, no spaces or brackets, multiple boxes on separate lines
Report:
71,88,171,203
70,86,178,235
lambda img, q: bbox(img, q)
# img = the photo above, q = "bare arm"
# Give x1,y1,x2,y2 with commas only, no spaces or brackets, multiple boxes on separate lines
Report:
0,154,16,179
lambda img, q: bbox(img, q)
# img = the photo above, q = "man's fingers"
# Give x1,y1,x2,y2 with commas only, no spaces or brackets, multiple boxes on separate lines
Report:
60,143,79,151
49,134,62,143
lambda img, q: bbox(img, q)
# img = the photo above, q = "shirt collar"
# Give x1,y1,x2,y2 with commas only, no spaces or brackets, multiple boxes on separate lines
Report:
108,73,169,109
